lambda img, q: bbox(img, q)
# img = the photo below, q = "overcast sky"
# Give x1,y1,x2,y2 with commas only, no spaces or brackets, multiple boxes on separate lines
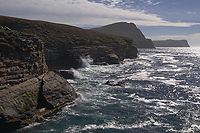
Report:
0,0,199,46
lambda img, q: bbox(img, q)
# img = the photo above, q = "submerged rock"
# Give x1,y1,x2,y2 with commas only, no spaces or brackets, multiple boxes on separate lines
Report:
104,81,125,87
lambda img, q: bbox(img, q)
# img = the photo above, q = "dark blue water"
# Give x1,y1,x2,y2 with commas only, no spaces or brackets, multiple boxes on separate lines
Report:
17,48,200,132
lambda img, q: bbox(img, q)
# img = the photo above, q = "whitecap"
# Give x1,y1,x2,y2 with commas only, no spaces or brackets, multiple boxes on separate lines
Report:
81,56,93,68
71,68,83,79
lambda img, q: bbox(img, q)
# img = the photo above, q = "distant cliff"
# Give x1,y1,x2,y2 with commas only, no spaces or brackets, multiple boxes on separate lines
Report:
153,40,190,47
92,22,155,48
0,16,138,67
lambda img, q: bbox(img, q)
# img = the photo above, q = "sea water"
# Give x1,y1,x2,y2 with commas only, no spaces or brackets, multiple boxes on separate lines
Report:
17,48,200,133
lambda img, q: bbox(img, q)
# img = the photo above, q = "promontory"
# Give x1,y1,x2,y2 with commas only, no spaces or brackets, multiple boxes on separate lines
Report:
0,16,139,132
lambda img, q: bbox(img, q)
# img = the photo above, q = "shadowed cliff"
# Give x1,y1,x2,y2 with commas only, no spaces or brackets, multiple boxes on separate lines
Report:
0,25,77,132
92,22,155,48
0,16,138,68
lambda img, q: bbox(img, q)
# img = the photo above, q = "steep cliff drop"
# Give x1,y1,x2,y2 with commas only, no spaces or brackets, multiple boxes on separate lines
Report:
0,16,138,66
0,26,77,132
92,22,155,48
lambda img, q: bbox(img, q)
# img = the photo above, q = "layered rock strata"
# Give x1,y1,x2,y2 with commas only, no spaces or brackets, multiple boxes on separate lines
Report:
0,27,77,132
0,16,138,69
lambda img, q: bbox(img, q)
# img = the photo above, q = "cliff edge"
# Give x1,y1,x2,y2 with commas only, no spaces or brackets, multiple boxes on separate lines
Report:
92,22,155,48
0,26,77,132
0,16,138,68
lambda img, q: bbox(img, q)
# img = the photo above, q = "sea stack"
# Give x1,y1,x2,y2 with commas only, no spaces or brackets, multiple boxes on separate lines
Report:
92,22,155,48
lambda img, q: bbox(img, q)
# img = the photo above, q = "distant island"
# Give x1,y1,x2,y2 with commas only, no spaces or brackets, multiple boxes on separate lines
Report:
153,39,190,47
92,22,155,48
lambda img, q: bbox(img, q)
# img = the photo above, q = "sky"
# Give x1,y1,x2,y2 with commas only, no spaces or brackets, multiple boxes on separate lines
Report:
0,0,199,46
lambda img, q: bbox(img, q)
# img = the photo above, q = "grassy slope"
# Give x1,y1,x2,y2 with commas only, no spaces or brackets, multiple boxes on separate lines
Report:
0,16,134,52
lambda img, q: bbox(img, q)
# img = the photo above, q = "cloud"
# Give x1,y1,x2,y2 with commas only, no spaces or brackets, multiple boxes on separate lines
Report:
141,0,162,6
147,33,200,47
0,0,200,28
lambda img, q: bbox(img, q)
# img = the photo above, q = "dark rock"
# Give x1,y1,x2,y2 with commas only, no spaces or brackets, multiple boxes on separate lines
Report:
153,39,190,47
59,70,74,79
92,22,155,48
105,54,121,64
45,50,82,70
0,16,138,68
125,45,138,58
0,71,78,132
105,81,125,87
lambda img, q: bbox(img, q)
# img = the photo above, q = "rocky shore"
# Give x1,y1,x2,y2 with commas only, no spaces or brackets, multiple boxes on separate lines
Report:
0,16,138,70
0,26,77,132
0,16,139,132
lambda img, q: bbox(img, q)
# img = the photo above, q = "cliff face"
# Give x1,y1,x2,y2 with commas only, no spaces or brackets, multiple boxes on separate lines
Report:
0,16,138,68
0,26,48,89
0,26,77,132
92,22,155,48
153,40,190,47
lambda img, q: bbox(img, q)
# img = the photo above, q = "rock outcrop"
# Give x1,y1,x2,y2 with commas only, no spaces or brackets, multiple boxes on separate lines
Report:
92,22,155,48
0,26,77,132
0,71,77,132
153,39,190,47
0,16,139,68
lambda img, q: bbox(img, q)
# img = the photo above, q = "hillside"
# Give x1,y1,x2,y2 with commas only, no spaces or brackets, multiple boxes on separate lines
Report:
0,16,138,68
92,22,155,48
153,40,190,47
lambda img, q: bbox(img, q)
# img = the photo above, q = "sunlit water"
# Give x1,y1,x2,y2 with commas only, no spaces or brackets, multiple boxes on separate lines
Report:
17,48,200,133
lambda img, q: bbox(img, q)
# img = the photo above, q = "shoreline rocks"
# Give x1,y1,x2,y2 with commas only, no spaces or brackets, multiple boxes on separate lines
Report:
0,71,78,132
0,27,78,132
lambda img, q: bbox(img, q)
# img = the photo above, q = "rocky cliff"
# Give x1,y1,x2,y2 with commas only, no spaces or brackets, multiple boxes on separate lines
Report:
153,39,190,47
0,26,77,132
0,16,138,68
92,22,155,48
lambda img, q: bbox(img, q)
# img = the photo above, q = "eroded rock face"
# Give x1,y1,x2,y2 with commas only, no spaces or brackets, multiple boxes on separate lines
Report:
0,27,48,89
0,16,138,68
0,27,78,132
0,71,78,132
45,49,82,70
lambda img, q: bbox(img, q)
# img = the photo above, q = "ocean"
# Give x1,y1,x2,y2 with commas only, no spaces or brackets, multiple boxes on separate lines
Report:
17,47,200,133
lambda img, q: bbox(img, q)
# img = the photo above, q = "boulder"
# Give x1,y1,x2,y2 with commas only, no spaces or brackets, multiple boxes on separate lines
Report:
59,70,74,79
104,81,125,87
0,71,78,132
104,54,121,64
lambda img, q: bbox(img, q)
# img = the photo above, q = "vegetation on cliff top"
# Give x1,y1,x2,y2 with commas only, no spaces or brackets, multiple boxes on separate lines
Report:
0,15,134,51
0,25,43,52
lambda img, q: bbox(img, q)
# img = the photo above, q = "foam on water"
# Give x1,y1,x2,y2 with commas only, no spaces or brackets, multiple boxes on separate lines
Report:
81,56,93,68
71,68,83,79
16,48,200,133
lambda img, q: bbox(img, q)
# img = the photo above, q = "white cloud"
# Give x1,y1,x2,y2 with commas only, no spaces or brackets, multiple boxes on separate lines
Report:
147,33,200,47
141,0,162,6
0,0,199,28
